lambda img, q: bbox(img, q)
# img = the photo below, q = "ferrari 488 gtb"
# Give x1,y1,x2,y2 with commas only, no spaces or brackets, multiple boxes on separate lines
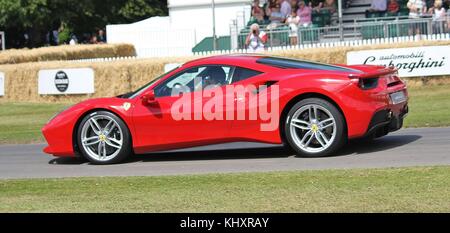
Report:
42,55,409,164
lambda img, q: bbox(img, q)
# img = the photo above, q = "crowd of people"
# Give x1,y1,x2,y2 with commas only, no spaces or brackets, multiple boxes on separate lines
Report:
247,0,342,48
249,0,340,27
365,0,450,34
246,0,450,49
54,29,107,46
366,0,450,17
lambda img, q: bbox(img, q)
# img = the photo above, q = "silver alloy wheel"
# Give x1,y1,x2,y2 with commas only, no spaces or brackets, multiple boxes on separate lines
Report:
289,104,337,153
80,115,123,162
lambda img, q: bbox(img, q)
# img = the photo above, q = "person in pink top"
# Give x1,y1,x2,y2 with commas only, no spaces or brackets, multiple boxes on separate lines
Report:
297,1,313,26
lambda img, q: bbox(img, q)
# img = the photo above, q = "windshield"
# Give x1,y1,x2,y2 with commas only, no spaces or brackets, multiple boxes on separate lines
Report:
121,67,178,99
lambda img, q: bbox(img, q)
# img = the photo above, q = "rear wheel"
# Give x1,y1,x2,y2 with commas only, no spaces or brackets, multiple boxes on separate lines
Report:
77,111,131,164
284,98,346,157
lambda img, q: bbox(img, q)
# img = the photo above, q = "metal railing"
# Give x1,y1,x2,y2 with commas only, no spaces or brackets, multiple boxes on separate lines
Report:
237,15,450,50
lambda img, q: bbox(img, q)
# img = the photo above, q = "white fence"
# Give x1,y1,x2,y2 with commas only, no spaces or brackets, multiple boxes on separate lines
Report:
107,24,197,58
70,33,450,63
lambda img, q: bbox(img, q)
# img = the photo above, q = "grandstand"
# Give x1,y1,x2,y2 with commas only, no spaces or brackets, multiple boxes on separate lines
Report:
106,0,449,57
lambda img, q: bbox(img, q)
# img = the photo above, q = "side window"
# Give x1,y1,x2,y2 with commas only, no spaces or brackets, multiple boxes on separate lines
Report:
154,65,232,97
231,67,262,84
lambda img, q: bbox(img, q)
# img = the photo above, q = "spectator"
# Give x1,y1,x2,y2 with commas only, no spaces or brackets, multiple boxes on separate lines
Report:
425,0,436,11
297,1,313,26
366,0,388,17
245,23,267,52
69,35,78,45
90,34,98,44
97,29,107,43
407,0,427,35
432,1,447,33
290,0,299,9
447,8,450,32
444,0,450,9
408,0,427,18
280,0,292,18
269,3,286,24
387,0,400,15
286,9,300,45
49,29,59,46
252,0,265,23
265,0,276,20
320,0,338,25
322,0,338,14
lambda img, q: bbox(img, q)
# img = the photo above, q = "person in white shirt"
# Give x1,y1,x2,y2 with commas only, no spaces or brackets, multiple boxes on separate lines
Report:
245,24,267,52
286,9,300,46
407,0,427,35
408,0,426,18
432,1,447,33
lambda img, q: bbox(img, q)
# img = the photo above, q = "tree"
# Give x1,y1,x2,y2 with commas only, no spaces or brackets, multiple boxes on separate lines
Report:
0,0,168,48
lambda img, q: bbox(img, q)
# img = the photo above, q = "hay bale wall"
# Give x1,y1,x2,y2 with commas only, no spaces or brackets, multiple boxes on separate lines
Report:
0,57,189,103
0,44,136,65
0,40,449,103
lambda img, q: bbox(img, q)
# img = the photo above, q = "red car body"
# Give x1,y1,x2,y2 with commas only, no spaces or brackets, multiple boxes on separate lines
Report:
42,55,409,158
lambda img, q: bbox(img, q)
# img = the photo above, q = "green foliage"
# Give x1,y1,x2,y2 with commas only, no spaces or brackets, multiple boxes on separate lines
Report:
58,24,72,44
0,0,168,48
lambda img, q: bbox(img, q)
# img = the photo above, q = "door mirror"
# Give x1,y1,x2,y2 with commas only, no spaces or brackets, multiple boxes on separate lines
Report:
141,90,157,106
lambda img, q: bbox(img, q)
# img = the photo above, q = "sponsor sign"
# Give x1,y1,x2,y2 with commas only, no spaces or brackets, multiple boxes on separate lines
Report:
38,68,95,95
0,72,4,96
347,46,450,78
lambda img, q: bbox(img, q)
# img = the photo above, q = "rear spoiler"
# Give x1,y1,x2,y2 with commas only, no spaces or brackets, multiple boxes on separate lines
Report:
348,66,398,79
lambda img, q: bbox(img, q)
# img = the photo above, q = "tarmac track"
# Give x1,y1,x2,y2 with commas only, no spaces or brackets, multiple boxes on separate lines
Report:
0,127,449,179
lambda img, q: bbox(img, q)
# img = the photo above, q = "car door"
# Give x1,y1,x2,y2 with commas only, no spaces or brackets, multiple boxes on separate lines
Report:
132,65,233,153
227,66,278,137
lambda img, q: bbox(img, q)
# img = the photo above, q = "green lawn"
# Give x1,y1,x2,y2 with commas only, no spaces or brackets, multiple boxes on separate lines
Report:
0,166,449,213
0,84,449,144
0,103,68,144
404,85,450,127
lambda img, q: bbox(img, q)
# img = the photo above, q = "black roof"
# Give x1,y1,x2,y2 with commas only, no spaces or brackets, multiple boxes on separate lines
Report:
256,56,362,73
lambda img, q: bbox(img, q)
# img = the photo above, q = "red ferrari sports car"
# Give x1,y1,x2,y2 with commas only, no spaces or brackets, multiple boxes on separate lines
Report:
42,55,409,164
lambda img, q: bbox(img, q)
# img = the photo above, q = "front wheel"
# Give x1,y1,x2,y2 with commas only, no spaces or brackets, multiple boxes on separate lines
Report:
284,98,347,157
77,111,132,164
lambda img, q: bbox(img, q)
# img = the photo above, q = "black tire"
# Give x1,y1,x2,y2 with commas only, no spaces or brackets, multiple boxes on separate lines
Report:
284,98,347,157
76,111,132,165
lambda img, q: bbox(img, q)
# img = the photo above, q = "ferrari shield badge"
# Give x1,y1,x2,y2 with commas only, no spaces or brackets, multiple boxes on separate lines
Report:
123,102,131,111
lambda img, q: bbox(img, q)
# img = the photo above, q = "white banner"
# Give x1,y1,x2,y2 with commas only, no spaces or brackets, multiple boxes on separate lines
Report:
38,68,95,95
0,72,4,96
347,46,450,78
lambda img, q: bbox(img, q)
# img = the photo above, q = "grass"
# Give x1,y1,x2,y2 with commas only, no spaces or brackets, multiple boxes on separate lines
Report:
404,84,450,127
0,103,68,144
0,166,449,213
0,84,449,144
